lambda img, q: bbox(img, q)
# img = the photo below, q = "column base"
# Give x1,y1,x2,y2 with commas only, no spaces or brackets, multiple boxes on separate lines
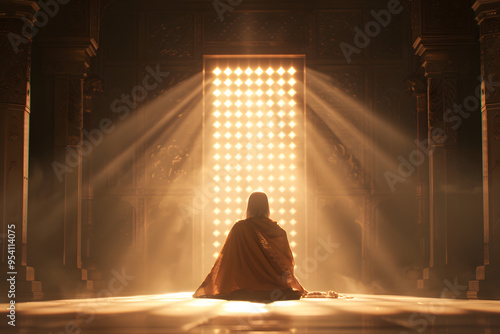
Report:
417,267,471,298
1,265,44,302
66,267,96,297
417,267,443,296
467,265,500,299
41,267,96,300
17,265,44,301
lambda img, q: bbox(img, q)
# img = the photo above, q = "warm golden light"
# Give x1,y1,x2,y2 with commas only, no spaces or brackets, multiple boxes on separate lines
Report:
207,59,302,259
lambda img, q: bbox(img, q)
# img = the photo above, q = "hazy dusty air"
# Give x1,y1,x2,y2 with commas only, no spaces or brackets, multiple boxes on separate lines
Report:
2,0,499,332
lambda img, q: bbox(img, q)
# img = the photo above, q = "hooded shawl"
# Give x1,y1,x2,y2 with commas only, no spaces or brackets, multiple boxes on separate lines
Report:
193,217,306,300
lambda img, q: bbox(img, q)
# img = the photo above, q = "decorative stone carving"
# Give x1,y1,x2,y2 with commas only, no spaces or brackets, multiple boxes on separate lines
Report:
84,74,103,113
68,77,84,132
147,70,200,101
405,69,427,98
0,33,30,105
327,143,362,185
146,12,194,59
150,142,191,184
316,11,362,59
306,67,364,125
427,74,457,130
423,0,473,33
481,34,500,98
8,113,22,142
371,15,403,59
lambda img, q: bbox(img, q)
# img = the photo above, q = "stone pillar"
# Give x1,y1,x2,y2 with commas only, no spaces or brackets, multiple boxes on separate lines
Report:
417,54,460,291
82,74,103,285
40,47,96,295
406,70,429,270
29,0,100,298
468,0,500,299
411,0,477,295
0,0,43,301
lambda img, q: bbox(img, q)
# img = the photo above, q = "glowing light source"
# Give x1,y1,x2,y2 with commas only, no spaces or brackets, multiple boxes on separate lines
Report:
207,60,302,264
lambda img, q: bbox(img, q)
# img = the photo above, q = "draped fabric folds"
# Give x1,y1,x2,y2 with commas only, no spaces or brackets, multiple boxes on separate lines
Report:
193,217,306,302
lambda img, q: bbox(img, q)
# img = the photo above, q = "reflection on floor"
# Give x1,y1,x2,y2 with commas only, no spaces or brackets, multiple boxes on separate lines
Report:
1,292,500,333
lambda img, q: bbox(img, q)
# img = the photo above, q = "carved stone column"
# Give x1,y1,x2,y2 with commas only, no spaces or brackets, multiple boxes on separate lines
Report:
35,0,100,297
411,0,477,295
406,70,429,271
82,74,103,285
417,54,461,291
419,53,458,288
0,0,43,300
40,48,96,295
468,0,500,299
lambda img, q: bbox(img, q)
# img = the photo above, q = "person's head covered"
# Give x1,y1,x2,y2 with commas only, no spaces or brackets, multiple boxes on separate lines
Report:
246,191,270,218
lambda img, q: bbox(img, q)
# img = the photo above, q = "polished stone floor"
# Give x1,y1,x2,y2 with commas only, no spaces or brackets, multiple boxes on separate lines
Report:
1,292,500,333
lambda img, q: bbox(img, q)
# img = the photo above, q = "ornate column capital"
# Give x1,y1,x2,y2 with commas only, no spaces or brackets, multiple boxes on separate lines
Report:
473,0,500,23
411,0,476,56
405,67,427,99
0,1,39,20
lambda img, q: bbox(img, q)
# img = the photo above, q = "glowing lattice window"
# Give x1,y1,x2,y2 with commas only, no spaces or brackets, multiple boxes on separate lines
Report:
203,56,305,270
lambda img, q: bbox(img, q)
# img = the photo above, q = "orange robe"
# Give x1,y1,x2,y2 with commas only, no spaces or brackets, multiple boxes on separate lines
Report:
193,217,306,302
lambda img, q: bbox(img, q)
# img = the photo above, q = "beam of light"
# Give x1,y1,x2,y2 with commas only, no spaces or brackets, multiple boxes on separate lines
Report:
91,73,204,187
302,69,418,294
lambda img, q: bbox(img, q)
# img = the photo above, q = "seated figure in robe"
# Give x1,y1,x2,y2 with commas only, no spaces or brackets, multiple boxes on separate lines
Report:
193,191,337,303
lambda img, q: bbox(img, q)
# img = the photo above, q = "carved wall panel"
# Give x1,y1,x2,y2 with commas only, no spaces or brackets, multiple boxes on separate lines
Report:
371,15,403,60
148,141,192,186
203,11,308,45
306,66,365,128
102,67,138,120
101,11,138,61
316,66,364,101
146,69,200,102
374,67,410,126
316,10,363,59
145,12,195,59
41,0,90,37
327,143,362,185
422,0,473,34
